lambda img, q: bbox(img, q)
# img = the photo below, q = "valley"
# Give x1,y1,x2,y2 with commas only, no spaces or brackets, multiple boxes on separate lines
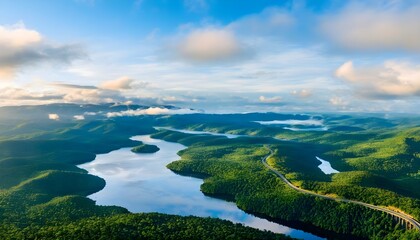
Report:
0,104,419,239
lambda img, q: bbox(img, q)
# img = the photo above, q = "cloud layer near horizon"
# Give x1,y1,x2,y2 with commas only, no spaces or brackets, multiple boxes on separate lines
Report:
106,107,200,117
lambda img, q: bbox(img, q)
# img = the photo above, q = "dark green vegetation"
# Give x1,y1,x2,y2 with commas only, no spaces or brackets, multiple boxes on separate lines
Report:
154,113,420,239
0,104,419,239
160,113,420,201
0,104,290,240
131,143,160,153
161,130,419,239
2,213,287,240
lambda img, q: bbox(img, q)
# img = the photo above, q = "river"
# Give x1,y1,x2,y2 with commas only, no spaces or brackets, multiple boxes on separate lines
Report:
79,134,324,240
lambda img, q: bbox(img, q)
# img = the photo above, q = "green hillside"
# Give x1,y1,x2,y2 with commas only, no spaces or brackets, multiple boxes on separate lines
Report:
0,104,419,239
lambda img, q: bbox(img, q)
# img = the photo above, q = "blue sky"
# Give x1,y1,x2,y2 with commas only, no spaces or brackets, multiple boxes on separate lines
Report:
0,0,419,113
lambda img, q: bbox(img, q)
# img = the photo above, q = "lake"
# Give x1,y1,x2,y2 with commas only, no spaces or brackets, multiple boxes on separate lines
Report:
316,156,340,174
79,134,324,240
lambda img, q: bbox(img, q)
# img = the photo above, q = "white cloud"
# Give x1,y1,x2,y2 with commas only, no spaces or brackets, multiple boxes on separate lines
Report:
0,22,84,79
73,115,85,120
320,3,420,51
0,87,62,101
258,96,282,103
0,22,42,48
0,78,147,106
62,88,111,103
51,82,129,103
255,119,324,126
84,112,97,116
177,28,242,61
106,107,200,117
335,61,420,98
100,76,134,90
48,113,60,120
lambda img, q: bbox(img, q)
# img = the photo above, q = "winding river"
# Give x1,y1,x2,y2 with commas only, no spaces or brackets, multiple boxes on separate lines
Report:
79,134,324,240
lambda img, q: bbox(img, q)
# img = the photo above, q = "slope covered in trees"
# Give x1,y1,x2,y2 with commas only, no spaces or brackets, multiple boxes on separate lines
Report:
158,129,420,239
0,105,291,239
0,104,419,239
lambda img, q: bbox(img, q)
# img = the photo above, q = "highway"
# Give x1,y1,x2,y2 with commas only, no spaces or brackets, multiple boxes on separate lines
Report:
261,146,420,231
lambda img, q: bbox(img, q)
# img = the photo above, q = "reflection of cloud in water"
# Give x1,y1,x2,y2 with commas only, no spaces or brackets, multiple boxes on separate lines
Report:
316,156,340,174
79,135,324,240
241,217,292,235
124,180,146,187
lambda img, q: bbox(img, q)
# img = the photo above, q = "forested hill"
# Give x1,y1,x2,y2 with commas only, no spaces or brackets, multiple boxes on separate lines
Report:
0,104,419,239
0,104,291,240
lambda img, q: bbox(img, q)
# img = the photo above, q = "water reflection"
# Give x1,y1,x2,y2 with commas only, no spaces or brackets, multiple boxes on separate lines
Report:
79,135,324,240
316,156,340,174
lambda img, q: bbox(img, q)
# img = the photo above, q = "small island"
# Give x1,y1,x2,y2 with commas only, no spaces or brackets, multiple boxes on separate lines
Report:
131,144,160,153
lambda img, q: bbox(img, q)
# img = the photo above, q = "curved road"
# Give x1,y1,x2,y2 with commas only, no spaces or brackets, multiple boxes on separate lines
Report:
261,146,420,231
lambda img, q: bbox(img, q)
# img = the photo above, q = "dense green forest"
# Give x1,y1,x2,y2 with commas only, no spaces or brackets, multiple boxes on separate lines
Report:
153,115,420,239
160,113,420,200
0,104,290,239
131,143,160,153
160,130,419,239
0,104,419,239
1,212,288,240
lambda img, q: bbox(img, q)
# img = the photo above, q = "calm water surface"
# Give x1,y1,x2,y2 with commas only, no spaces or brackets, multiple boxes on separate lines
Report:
79,135,324,240
316,156,340,174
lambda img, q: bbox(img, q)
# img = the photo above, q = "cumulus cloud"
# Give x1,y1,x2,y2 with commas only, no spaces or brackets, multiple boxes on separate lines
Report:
177,28,242,61
106,107,200,117
62,88,112,103
73,115,85,120
84,112,97,116
320,3,420,51
48,113,60,120
0,22,84,79
51,82,131,103
100,76,135,90
258,96,282,103
0,22,42,47
335,61,420,98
